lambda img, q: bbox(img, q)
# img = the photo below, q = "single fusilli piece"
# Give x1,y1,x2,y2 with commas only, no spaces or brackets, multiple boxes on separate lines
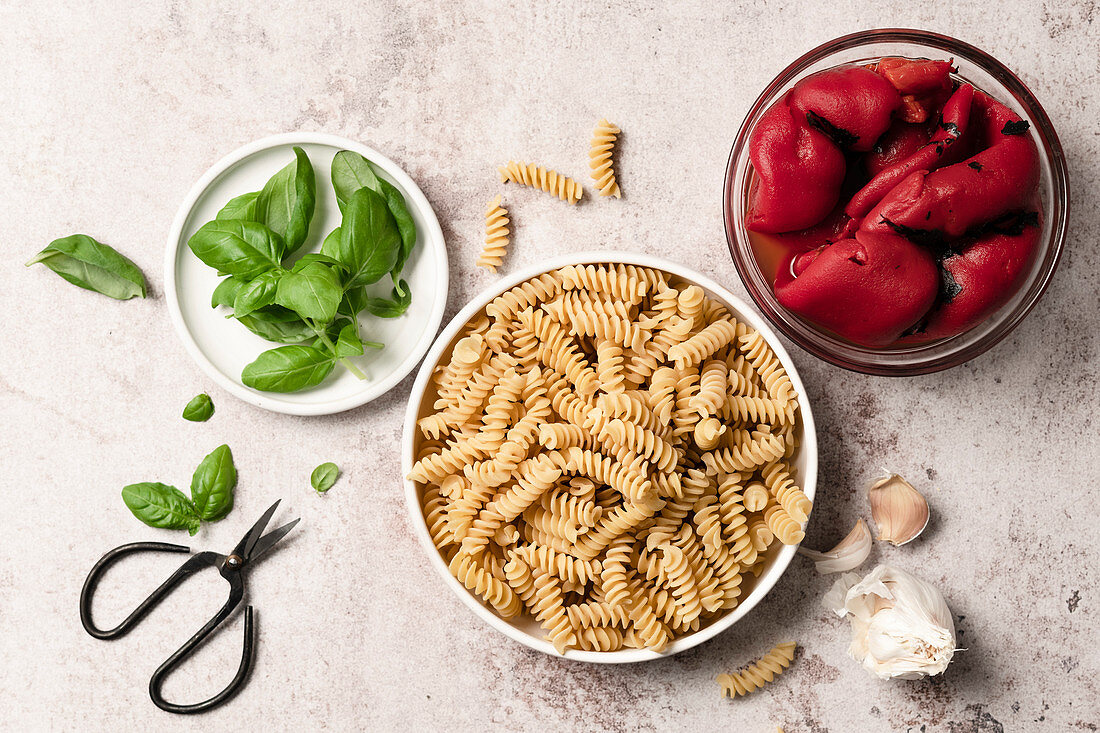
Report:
498,161,583,204
717,642,797,697
478,194,510,272
588,118,622,198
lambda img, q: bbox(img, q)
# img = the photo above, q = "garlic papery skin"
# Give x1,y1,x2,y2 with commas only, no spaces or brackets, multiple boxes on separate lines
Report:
798,518,872,574
868,473,930,546
826,564,956,680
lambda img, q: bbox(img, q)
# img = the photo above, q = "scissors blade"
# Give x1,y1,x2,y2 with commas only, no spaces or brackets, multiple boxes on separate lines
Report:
246,518,300,563
229,500,281,560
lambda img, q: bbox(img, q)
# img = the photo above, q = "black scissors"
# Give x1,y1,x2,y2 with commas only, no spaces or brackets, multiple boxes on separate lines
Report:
79,500,299,714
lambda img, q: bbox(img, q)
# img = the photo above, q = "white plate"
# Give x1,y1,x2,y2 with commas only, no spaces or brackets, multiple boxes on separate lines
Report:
402,252,818,663
165,133,447,415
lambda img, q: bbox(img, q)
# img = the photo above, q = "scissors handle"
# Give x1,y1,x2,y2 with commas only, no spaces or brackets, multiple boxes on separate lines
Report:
80,542,192,639
150,600,254,714
80,542,255,714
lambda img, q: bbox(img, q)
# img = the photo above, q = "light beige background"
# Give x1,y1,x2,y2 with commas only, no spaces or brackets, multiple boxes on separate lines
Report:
1,1,1097,730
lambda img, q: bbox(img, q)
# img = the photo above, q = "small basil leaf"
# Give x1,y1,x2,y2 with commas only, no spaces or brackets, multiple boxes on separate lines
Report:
334,322,364,358
339,286,368,318
182,393,215,422
190,444,236,522
257,146,315,258
237,306,314,344
372,173,417,279
362,280,412,318
26,234,147,300
323,187,400,288
211,276,247,308
216,190,261,221
187,220,284,278
311,462,340,493
241,345,336,392
331,151,381,212
233,271,280,318
274,262,342,323
122,482,201,535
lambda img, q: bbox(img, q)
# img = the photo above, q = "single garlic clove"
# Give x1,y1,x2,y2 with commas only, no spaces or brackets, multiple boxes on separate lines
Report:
798,518,872,574
868,473,930,546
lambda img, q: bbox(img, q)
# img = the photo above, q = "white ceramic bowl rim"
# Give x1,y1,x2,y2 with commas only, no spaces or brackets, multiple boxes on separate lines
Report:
164,132,448,416
402,251,818,663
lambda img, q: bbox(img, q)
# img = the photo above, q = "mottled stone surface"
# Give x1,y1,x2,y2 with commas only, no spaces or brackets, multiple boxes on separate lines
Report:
1,1,1097,730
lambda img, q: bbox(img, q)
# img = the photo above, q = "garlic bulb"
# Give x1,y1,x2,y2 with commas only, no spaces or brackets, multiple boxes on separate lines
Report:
824,565,956,680
798,518,872,574
869,473,930,546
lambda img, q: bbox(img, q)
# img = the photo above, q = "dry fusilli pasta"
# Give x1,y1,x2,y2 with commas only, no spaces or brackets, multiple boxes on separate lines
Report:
477,194,510,272
410,264,810,653
589,118,622,198
499,161,583,204
717,641,797,697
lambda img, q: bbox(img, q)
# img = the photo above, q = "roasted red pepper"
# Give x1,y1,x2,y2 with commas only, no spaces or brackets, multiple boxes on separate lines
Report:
876,57,954,124
913,210,1042,340
845,84,973,223
746,93,847,233
863,120,930,177
862,91,1039,239
747,67,901,233
775,230,939,347
744,57,1044,348
788,66,902,152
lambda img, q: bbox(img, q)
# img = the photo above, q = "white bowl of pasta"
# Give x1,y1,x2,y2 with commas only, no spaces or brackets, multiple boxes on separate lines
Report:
402,252,817,662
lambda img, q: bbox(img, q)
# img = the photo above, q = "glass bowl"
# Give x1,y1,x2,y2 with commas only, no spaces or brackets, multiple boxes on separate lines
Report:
724,29,1070,376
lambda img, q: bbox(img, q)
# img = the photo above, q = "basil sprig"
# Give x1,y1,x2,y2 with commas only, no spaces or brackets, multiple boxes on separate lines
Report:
122,444,237,534
26,234,147,300
182,393,215,422
187,147,418,393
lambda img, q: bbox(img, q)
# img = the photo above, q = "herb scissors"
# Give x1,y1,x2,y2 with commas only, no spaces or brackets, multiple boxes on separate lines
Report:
79,500,299,714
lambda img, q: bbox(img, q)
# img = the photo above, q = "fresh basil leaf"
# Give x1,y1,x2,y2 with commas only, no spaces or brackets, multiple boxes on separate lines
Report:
362,280,412,318
182,393,214,422
241,345,336,392
26,234,147,300
122,482,201,535
257,146,315,258
331,151,381,212
321,227,341,254
274,262,342,323
293,253,347,273
233,271,279,318
334,322,364,357
216,190,261,221
211,276,247,308
372,174,417,280
189,444,236,522
323,187,400,288
237,306,314,344
311,462,340,493
188,220,284,278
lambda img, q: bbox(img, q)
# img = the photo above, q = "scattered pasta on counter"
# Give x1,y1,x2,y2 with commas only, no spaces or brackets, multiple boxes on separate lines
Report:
717,641,797,697
477,195,511,272
589,118,622,198
498,161,584,204
409,264,811,653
